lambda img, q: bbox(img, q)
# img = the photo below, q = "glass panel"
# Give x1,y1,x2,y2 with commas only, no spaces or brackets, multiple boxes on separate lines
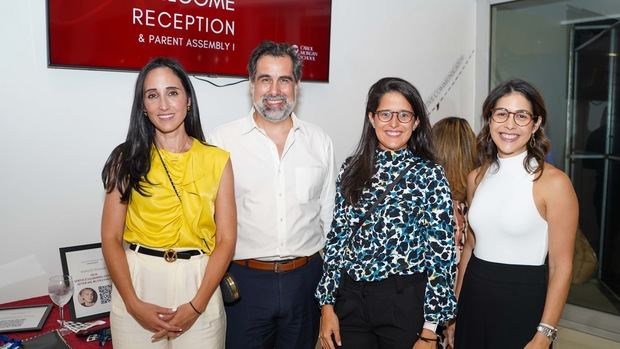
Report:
573,28,609,156
566,157,619,315
571,158,603,254
614,42,620,156
601,159,620,303
573,26,610,253
568,23,620,315
614,98,620,155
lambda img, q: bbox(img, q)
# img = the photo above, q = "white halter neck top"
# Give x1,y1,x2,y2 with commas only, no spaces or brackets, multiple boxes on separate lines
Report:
468,151,549,265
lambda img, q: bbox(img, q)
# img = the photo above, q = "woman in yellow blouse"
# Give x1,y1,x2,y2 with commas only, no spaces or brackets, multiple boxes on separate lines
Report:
101,57,236,348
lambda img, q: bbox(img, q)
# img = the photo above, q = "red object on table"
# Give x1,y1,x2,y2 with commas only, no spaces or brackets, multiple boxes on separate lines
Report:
0,295,112,348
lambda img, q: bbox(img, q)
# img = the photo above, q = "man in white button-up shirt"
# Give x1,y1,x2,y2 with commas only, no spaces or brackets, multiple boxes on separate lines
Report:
209,41,336,349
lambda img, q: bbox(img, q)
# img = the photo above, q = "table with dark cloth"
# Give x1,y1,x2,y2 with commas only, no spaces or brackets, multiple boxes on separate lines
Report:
0,295,112,348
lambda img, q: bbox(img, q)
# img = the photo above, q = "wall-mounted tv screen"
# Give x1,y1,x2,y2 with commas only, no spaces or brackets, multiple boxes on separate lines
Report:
47,0,332,81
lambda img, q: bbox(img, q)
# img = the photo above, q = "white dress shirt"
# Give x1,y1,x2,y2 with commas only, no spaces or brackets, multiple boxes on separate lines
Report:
208,110,336,260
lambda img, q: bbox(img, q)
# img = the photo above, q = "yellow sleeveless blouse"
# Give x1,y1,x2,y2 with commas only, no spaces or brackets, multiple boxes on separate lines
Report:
123,139,229,254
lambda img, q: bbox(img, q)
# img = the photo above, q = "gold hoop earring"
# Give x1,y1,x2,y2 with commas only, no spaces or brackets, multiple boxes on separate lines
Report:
529,134,536,148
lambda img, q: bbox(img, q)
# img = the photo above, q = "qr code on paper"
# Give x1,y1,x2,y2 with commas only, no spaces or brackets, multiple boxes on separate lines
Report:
99,284,112,304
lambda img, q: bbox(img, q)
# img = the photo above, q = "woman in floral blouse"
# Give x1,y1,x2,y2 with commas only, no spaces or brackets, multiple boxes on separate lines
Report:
316,77,457,349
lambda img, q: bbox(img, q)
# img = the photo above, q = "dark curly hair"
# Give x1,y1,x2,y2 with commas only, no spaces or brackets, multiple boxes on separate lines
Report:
476,79,550,182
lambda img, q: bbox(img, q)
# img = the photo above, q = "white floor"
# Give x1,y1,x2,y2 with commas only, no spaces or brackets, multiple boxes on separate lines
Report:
556,327,620,349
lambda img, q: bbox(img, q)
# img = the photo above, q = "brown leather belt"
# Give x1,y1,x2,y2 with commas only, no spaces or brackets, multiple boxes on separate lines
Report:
233,253,318,273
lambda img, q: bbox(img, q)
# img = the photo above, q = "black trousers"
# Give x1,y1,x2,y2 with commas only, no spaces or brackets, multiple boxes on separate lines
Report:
454,255,547,349
334,272,427,349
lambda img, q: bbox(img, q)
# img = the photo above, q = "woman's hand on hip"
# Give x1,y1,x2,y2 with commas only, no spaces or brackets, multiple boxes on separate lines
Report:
320,305,342,349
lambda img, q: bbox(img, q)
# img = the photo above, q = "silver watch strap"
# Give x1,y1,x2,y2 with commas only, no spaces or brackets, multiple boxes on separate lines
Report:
536,323,558,342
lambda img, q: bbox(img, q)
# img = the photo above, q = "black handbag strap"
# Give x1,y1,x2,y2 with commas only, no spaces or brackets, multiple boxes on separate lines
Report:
155,145,214,255
154,144,182,202
156,145,238,302
350,161,416,238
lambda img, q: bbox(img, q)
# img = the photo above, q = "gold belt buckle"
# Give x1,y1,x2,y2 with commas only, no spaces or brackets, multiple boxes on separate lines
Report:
164,249,177,263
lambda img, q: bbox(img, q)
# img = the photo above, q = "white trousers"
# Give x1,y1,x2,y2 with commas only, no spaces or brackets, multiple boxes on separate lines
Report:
110,247,225,349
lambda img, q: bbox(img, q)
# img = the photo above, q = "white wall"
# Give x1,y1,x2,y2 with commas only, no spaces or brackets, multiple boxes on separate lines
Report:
0,0,476,303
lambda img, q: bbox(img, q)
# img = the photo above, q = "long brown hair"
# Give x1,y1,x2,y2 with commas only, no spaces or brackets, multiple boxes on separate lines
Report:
341,77,435,205
432,117,477,202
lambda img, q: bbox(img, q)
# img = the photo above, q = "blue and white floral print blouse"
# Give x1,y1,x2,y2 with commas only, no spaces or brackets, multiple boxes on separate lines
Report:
315,147,457,325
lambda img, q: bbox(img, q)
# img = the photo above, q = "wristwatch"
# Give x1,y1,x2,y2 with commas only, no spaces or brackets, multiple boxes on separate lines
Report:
536,323,558,342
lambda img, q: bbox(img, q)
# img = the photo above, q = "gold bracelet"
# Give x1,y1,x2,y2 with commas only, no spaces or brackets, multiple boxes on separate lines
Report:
188,301,202,315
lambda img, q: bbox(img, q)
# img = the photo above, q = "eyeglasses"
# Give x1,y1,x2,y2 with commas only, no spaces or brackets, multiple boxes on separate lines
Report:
491,108,535,126
374,110,415,123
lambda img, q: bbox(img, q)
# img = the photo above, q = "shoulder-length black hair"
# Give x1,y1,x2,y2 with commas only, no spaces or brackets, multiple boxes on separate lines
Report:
341,77,435,205
101,57,205,202
477,79,550,181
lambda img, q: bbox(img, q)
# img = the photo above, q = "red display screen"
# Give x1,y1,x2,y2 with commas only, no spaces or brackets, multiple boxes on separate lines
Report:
47,0,332,81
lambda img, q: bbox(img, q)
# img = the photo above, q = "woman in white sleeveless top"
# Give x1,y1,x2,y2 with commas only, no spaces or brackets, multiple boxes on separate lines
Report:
454,79,578,349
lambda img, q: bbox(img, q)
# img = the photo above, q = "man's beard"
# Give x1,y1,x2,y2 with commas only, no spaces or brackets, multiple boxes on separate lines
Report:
254,95,296,122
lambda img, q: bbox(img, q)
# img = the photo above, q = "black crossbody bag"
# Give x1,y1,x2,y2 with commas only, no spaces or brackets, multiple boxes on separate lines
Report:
346,162,416,245
155,146,240,304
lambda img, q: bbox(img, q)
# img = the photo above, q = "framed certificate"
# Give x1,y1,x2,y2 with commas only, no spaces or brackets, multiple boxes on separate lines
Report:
0,304,52,333
60,243,112,322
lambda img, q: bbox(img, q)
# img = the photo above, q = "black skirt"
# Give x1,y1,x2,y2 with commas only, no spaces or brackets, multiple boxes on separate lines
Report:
454,255,547,349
